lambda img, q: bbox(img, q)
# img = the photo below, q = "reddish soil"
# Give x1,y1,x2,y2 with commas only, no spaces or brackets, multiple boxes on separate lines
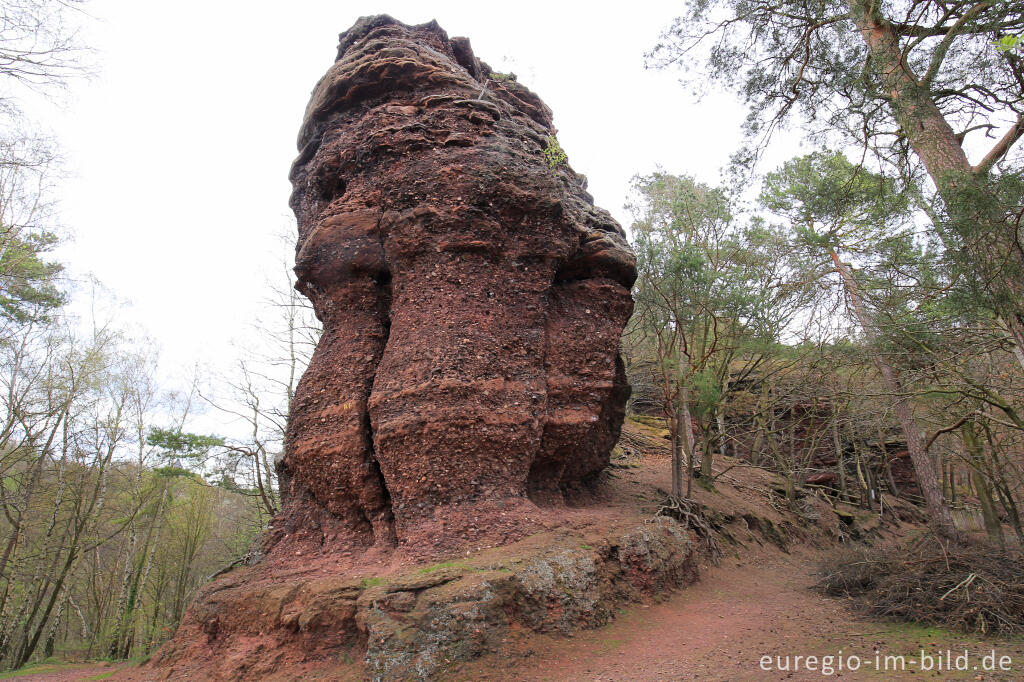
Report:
13,420,1022,680
24,546,1020,681
452,542,1024,681
444,419,1024,681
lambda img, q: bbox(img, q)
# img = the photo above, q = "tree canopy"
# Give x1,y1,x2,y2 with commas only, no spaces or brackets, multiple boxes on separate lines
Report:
652,0,1024,366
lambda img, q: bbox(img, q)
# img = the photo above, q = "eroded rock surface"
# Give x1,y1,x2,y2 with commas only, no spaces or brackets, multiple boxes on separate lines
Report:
140,19,641,680
275,14,636,554
147,519,695,682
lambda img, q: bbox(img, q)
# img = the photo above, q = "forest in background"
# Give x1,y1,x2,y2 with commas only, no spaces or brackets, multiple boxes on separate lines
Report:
1,0,1022,670
0,1,322,667
628,0,1024,544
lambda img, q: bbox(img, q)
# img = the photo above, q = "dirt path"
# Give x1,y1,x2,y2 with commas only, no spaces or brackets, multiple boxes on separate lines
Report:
6,427,1021,682
456,547,1024,681
8,549,1023,681
0,662,125,681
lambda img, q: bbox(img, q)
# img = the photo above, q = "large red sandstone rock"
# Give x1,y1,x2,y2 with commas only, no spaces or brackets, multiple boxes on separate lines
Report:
138,19,646,679
273,15,636,555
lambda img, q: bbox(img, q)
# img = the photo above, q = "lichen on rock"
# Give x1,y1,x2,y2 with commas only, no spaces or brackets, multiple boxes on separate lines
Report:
360,518,696,681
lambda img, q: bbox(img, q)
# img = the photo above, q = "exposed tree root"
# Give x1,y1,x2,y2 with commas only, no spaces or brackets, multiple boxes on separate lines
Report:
654,495,723,565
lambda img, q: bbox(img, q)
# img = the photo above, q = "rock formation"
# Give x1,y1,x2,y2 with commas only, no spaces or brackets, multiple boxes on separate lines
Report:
140,21,668,680
274,14,636,555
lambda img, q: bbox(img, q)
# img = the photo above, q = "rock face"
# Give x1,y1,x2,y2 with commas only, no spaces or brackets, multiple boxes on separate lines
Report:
275,15,636,554
148,519,695,682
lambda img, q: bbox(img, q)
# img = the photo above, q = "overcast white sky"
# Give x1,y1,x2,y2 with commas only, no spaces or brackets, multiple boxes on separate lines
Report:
31,1,800,420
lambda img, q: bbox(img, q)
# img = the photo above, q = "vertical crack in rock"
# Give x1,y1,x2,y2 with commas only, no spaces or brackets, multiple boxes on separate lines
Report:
279,14,637,552
145,19,666,682
535,227,636,506
362,410,395,546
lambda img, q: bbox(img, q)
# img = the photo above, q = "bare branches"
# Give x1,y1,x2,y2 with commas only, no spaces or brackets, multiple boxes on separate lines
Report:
0,0,91,93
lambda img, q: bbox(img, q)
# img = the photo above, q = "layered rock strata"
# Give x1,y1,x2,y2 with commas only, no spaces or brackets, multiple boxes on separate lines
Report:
276,14,636,552
149,519,696,681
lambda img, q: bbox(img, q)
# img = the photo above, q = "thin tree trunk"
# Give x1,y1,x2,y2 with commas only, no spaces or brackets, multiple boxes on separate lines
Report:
670,409,682,499
884,458,899,498
960,420,1005,547
982,430,1024,543
717,371,729,459
829,249,956,537
1000,316,1024,370
854,441,872,511
700,420,715,484
680,386,695,498
948,461,957,504
993,483,1023,545
830,403,848,502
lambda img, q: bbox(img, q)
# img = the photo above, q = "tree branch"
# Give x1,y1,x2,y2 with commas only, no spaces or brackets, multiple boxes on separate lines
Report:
972,114,1024,175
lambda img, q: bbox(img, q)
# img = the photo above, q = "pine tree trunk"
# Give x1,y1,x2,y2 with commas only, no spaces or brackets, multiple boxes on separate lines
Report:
829,250,956,537
848,0,1024,371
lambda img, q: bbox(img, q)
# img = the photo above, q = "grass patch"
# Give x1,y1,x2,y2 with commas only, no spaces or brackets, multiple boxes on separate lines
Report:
628,414,668,429
695,476,717,493
359,576,386,588
598,637,624,652
417,560,468,575
0,663,86,680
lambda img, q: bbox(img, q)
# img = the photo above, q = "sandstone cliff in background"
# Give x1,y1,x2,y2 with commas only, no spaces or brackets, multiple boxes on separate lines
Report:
275,14,636,556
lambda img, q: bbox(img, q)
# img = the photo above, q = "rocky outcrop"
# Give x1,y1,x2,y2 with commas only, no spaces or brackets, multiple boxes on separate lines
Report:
364,519,694,680
147,519,695,681
140,18,641,681
275,15,636,555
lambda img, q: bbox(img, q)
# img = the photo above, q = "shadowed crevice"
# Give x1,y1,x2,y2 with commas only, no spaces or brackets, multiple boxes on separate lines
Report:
362,268,395,546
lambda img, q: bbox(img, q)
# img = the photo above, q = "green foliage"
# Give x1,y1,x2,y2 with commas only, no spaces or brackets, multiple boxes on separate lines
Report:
651,0,1024,337
542,135,567,168
152,465,196,479
650,0,1024,160
0,227,65,322
630,172,797,354
691,367,722,418
935,169,1024,316
488,71,517,82
760,151,912,248
146,428,224,463
0,134,68,325
759,150,959,365
416,560,468,575
626,172,807,489
993,35,1021,52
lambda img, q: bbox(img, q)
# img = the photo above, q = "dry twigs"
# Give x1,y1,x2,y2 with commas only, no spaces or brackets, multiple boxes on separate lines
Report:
816,536,1024,635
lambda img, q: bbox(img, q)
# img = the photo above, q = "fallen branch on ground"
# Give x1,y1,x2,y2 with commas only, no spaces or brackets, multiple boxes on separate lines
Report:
816,536,1024,635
